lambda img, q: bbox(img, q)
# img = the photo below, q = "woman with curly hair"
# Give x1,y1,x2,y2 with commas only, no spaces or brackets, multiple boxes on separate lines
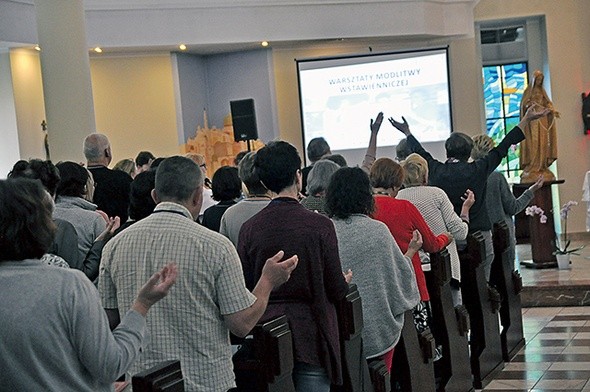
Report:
326,166,421,372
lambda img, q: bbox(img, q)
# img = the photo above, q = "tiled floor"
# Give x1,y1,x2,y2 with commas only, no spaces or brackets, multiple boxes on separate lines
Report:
476,241,590,391
478,306,590,392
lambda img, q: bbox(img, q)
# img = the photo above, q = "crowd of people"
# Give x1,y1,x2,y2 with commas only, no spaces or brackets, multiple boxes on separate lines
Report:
0,104,550,391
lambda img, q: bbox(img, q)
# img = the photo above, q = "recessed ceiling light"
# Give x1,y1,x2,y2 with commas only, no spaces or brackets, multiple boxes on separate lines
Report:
34,45,41,51
94,47,103,53
179,44,187,51
261,41,269,47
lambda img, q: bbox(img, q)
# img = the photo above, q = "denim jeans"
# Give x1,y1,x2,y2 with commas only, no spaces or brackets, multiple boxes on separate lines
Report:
292,362,331,392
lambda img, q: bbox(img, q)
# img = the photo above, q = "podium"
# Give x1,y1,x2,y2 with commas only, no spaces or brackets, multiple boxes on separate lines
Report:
513,179,564,269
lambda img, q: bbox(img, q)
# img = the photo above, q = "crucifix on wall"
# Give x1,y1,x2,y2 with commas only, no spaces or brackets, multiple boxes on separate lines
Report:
41,120,50,160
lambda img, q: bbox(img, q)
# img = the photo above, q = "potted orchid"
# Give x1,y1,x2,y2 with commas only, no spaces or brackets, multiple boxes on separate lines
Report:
554,201,584,256
525,201,584,269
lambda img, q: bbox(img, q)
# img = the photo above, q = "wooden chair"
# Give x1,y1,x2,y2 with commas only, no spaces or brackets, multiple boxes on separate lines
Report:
132,360,184,392
233,315,295,392
490,221,525,361
459,232,504,389
368,360,391,392
425,249,473,392
333,284,375,392
390,309,436,392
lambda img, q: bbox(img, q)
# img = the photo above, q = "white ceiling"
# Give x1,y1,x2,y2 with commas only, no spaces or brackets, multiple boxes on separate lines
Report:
0,0,480,55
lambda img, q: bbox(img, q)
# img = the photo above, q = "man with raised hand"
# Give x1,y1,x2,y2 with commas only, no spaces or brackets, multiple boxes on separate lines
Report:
99,155,297,392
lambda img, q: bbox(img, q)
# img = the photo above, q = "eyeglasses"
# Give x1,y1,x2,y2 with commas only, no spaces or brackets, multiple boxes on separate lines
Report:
199,164,207,169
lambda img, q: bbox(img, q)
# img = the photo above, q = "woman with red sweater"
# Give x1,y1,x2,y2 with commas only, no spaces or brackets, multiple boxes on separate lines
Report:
370,157,451,335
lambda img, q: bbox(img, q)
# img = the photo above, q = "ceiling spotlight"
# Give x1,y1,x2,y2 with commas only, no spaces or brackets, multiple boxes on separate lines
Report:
261,41,269,47
179,44,187,51
93,47,103,53
34,45,41,51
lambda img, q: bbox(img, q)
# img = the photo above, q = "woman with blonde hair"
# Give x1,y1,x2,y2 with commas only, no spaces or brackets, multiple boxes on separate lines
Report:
398,153,474,305
471,134,543,268
113,158,136,179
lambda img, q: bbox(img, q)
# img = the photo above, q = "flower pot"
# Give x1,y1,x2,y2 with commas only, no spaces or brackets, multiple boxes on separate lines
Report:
556,253,571,270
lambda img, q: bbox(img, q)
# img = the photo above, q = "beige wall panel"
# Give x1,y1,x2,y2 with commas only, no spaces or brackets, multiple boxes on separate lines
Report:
90,55,179,164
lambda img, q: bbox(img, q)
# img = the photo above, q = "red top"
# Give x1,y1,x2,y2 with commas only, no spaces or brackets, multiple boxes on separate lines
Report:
372,195,449,301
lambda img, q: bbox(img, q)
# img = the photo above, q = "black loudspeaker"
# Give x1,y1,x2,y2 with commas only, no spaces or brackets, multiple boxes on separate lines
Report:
230,99,258,141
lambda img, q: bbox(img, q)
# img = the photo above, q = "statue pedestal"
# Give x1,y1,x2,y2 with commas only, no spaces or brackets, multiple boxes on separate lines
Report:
513,180,564,269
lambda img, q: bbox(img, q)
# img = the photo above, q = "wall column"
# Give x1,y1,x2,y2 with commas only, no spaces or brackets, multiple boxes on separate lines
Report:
34,0,95,163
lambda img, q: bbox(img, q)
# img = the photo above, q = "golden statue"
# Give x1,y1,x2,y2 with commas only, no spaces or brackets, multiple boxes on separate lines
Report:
519,70,559,182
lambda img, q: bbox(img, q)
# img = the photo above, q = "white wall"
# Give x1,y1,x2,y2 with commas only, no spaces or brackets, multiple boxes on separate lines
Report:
90,54,180,163
9,49,46,162
0,49,21,178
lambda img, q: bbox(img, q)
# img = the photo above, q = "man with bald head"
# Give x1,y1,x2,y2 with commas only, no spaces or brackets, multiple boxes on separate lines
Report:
84,133,132,223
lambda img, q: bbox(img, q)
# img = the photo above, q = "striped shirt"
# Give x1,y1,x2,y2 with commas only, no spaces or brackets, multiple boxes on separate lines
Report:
397,186,468,281
99,202,256,392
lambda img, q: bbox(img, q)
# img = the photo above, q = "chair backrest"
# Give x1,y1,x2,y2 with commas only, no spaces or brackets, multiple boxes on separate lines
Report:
335,284,374,392
132,360,184,392
426,249,472,392
459,231,505,389
233,315,295,392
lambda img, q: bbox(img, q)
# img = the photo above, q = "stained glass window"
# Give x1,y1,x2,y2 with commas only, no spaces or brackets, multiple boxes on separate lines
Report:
482,63,528,178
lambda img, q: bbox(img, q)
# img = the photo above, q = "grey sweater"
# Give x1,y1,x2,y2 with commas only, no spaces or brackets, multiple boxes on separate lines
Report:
485,171,534,266
219,198,271,247
0,259,146,391
332,215,420,358
54,196,107,264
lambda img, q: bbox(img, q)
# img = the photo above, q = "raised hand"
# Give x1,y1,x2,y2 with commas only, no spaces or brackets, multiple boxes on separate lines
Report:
370,112,384,134
461,189,475,210
529,175,544,192
343,269,353,284
96,216,121,242
388,116,411,136
133,263,179,315
522,103,551,123
408,230,423,252
261,250,299,288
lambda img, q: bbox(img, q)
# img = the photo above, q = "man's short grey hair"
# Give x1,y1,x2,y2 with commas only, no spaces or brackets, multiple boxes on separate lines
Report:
155,156,203,202
83,134,110,161
396,138,412,161
307,159,340,195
